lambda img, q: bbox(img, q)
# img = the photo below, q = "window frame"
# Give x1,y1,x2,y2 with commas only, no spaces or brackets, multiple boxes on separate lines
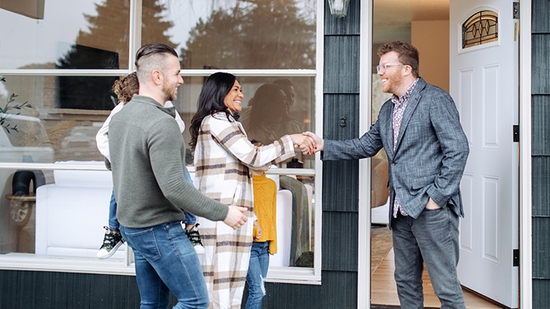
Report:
0,0,324,285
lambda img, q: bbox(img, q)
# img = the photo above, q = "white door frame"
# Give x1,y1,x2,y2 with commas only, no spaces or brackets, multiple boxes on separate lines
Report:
518,0,532,308
358,0,532,308
358,0,373,308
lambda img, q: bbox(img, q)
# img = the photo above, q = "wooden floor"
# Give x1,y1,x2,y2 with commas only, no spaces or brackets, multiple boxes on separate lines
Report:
371,249,505,308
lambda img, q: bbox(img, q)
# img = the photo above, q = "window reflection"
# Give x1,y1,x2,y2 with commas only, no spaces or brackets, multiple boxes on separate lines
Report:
174,76,315,167
0,0,130,70
1,75,111,163
144,0,316,70
0,74,317,269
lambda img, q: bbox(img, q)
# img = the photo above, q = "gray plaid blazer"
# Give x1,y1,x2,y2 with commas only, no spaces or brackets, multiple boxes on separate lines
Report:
322,78,469,221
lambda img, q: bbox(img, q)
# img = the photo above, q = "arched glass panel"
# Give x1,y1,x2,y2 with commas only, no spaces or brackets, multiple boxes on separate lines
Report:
462,10,498,48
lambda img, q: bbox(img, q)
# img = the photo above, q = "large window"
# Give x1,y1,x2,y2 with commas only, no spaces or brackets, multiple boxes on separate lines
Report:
0,0,321,284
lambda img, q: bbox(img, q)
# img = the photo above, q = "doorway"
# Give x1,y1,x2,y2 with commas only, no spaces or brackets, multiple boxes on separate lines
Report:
367,0,518,308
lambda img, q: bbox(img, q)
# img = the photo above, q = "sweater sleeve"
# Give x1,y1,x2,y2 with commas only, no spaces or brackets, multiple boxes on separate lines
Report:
148,119,229,221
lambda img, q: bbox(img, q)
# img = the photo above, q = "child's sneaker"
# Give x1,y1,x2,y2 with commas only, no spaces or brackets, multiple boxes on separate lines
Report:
97,226,124,259
186,223,205,254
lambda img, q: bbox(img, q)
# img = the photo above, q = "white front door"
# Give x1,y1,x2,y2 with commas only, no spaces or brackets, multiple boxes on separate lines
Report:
450,1,519,308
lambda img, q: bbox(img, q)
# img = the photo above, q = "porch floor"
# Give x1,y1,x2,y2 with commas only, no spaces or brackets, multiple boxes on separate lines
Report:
371,248,506,308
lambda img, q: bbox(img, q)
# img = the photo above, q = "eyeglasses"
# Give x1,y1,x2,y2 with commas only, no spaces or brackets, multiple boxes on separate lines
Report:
376,63,404,73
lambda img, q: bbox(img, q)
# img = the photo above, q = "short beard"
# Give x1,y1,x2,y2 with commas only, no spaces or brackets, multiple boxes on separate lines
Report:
162,84,176,103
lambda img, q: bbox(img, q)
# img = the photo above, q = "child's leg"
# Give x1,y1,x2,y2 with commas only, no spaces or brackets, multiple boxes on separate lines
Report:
183,212,196,228
108,189,119,230
183,166,197,230
97,189,124,259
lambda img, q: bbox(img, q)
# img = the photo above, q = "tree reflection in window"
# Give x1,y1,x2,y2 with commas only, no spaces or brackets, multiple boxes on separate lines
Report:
55,0,175,110
462,10,498,49
181,0,316,70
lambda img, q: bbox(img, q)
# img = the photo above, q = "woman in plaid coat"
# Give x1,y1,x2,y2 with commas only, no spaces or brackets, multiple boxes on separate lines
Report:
189,72,312,309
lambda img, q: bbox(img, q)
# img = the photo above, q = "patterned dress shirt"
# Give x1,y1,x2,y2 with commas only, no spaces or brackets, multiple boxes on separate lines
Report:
392,78,419,218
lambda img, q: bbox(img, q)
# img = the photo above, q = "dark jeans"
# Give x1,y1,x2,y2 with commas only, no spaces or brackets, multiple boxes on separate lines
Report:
391,207,466,309
120,221,209,309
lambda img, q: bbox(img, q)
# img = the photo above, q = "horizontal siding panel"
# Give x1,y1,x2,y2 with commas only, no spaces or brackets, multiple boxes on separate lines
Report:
532,157,550,216
533,218,550,278
263,270,357,309
323,36,360,94
533,279,550,309
532,35,550,94
322,212,358,271
0,270,141,309
532,95,550,155
323,94,360,140
532,0,550,34
322,160,359,212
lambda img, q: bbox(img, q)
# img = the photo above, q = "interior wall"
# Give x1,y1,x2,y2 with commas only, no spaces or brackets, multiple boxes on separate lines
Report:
411,20,450,92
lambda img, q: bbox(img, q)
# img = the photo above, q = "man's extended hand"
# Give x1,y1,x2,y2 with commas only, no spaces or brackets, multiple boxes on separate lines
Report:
224,206,248,229
289,133,316,154
302,131,324,153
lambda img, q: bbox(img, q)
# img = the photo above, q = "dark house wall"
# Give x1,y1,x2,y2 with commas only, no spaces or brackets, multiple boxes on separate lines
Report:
531,0,550,308
0,1,365,309
0,270,141,308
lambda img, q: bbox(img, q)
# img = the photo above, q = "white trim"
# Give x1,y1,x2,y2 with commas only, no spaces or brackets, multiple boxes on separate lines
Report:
358,1,373,308
129,0,141,70
0,69,317,77
0,254,135,276
519,0,532,307
0,163,316,176
266,266,320,285
312,0,324,281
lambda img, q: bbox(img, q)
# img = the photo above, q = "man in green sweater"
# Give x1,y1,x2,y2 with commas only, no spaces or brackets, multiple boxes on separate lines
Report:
109,43,247,309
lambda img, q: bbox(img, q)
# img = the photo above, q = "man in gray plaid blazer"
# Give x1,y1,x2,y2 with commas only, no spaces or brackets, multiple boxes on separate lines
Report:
306,41,469,308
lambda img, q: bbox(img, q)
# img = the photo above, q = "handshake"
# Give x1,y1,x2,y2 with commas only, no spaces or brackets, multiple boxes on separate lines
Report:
289,131,324,155
226,131,324,230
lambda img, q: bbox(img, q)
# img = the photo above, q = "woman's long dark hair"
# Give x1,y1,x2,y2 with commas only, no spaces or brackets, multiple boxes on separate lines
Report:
189,72,238,149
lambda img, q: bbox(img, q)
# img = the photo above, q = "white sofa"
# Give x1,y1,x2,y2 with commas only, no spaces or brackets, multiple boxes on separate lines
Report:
35,161,126,259
34,163,301,265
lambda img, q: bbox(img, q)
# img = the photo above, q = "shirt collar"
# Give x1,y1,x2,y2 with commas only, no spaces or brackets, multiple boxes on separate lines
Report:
392,78,420,105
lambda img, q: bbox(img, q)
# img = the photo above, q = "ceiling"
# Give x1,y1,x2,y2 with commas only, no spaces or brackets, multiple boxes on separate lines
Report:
373,0,449,44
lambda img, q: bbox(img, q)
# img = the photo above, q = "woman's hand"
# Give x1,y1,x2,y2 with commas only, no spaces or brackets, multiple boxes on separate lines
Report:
253,220,262,240
290,133,316,154
302,131,324,153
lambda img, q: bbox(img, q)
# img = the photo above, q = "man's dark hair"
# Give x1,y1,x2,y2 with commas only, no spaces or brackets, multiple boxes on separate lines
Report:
377,41,420,78
135,44,178,67
134,44,179,83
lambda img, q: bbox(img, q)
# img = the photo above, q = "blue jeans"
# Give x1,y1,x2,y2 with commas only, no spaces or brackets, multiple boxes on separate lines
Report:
108,167,196,230
244,241,270,309
108,189,119,230
120,221,209,309
391,207,466,309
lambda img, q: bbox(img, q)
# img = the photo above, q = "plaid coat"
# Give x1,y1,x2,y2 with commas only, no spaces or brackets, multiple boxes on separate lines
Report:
194,112,295,309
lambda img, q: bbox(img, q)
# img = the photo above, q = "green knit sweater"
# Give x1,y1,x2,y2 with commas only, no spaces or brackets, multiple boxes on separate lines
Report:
109,95,228,228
